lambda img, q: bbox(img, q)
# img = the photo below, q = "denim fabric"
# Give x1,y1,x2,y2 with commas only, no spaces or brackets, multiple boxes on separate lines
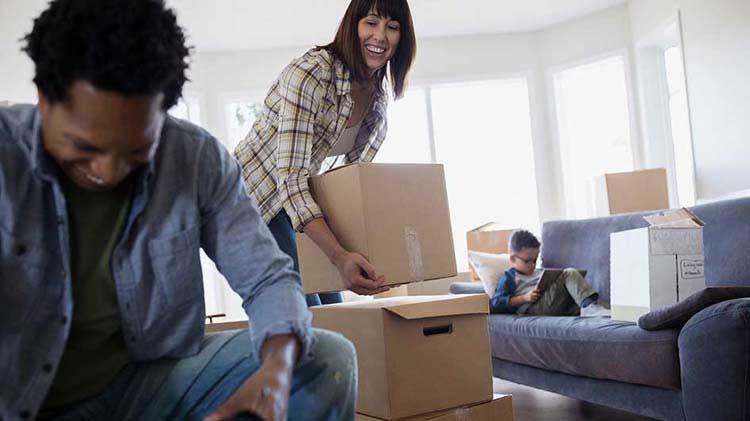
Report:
42,329,356,421
0,105,313,419
267,211,343,307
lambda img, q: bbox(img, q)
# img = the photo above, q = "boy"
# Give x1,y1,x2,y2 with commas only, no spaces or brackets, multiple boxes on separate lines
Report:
490,230,608,316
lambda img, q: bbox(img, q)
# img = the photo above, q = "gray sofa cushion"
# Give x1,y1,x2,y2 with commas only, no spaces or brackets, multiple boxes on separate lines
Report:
638,286,750,330
489,314,681,390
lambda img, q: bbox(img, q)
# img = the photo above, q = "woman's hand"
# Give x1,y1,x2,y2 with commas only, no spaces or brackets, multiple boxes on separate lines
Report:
332,250,390,295
302,218,390,295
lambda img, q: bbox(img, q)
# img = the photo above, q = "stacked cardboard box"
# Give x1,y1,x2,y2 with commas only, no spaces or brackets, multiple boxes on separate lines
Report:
592,168,670,217
312,295,504,420
355,394,513,421
610,208,706,322
296,163,457,294
299,163,511,419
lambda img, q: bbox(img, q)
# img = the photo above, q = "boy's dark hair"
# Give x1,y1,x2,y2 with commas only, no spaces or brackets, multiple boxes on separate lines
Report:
321,0,416,99
509,230,541,254
22,0,191,110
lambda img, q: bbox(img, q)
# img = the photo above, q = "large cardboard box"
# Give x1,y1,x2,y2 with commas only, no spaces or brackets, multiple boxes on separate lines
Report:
355,394,513,421
592,168,670,216
296,163,457,293
312,295,493,420
610,208,706,322
466,223,517,280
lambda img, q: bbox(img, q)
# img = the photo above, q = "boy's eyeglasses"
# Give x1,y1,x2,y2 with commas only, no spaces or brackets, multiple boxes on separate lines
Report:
513,255,537,265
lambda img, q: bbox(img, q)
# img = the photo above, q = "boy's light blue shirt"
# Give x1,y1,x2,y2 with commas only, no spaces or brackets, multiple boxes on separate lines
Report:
0,104,314,419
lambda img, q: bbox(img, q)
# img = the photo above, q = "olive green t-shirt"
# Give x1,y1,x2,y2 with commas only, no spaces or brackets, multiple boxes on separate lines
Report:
42,175,133,410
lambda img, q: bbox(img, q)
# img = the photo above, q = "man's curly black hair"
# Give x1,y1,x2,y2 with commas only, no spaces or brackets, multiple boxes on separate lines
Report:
22,0,191,110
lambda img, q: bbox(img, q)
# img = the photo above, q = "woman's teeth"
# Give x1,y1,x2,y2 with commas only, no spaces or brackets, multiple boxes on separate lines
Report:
366,45,385,54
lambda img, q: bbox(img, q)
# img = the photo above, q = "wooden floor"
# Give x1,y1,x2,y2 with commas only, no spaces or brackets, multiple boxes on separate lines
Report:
493,378,656,421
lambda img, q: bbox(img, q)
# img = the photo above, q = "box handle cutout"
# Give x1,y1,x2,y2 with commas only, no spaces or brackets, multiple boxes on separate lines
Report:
423,324,453,336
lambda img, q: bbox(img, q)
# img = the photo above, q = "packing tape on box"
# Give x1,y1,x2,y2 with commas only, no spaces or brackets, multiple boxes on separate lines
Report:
405,226,425,281
455,408,471,421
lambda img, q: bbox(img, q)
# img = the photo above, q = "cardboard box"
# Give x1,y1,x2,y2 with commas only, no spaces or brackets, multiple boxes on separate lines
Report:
592,168,670,216
297,163,457,293
312,295,493,420
610,208,706,322
405,272,473,296
355,394,513,421
466,223,517,280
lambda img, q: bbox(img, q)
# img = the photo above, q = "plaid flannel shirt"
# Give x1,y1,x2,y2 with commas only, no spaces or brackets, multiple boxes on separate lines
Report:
234,48,388,231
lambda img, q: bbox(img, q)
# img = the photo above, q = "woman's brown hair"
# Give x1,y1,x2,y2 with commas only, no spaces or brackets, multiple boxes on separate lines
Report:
321,0,416,99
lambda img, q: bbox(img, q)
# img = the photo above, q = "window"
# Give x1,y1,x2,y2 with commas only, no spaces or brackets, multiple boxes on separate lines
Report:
430,79,539,271
225,101,263,153
664,46,696,206
375,88,433,164
553,55,634,219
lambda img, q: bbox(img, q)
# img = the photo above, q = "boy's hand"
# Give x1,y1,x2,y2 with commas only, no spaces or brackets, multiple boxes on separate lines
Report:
525,288,541,303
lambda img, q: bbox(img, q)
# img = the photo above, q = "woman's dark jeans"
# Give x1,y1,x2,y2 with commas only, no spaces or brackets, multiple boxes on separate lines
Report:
267,211,342,306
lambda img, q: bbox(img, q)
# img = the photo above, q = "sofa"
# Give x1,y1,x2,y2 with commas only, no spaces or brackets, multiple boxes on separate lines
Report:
451,197,750,421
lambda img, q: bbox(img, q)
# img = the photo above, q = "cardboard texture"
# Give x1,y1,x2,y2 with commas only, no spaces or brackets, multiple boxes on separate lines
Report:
355,394,513,421
466,223,517,280
297,163,457,293
592,168,670,216
610,208,706,322
312,295,493,420
406,272,473,296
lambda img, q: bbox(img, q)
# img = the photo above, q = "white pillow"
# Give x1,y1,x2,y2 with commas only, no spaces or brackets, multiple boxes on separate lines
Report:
467,251,512,297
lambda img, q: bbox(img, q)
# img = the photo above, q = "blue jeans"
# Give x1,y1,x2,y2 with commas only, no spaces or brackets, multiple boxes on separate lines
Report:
267,211,343,307
44,329,357,420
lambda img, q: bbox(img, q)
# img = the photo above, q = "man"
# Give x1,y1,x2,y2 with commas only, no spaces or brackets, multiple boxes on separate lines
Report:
0,0,356,419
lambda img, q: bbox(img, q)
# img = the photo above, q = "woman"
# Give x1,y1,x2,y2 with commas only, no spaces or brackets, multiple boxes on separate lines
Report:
234,0,416,306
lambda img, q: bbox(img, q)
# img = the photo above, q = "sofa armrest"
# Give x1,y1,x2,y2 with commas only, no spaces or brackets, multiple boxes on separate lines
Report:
678,297,750,421
450,282,485,295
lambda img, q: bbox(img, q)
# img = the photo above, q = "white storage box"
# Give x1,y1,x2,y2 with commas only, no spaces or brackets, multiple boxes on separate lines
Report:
610,209,706,322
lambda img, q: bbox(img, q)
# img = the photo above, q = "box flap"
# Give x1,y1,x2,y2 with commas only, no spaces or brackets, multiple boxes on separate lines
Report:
382,294,488,319
643,207,704,227
318,162,360,175
315,295,488,318
468,221,516,233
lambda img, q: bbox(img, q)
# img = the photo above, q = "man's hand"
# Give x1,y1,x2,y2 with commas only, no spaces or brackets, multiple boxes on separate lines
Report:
524,288,541,303
333,250,390,296
204,335,299,421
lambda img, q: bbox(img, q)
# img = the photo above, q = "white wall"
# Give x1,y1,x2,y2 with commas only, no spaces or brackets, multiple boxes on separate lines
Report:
533,4,638,217
190,4,635,224
0,0,46,103
629,0,750,201
628,0,678,42
679,0,750,200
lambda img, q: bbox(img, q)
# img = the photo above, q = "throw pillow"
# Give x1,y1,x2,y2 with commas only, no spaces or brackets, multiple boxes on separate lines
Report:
638,287,750,330
467,251,511,296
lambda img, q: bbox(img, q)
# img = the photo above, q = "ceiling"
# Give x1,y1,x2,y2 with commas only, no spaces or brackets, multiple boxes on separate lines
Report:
166,0,627,53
